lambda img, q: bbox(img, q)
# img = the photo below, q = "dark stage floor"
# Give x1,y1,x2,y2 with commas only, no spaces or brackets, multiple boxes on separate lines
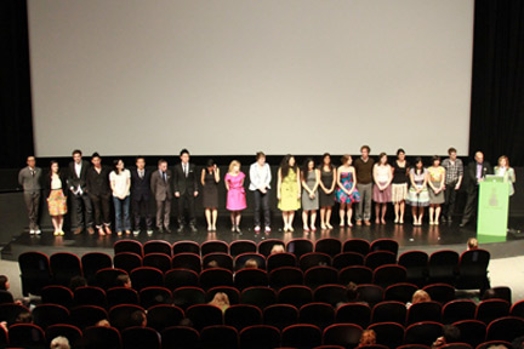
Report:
2,217,524,261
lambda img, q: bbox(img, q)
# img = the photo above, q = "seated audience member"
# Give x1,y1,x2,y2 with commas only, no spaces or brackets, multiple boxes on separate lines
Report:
95,319,111,327
69,276,87,292
481,288,498,300
208,292,230,313
115,274,132,288
0,275,10,291
357,329,376,348
336,282,363,308
431,325,461,348
467,237,478,250
50,336,71,349
512,336,524,349
406,289,431,308
244,258,259,269
270,244,285,254
129,310,147,327
487,346,508,349
15,311,33,324
207,260,219,269
178,318,194,328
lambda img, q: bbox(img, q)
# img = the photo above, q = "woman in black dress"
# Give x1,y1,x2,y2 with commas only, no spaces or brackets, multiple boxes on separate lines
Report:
201,159,220,231
318,153,337,229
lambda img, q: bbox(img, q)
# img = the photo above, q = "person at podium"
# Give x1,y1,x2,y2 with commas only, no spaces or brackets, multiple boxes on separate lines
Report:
459,151,493,228
494,155,516,197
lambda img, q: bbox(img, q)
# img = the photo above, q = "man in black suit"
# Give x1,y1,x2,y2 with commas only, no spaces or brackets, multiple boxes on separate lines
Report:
174,149,199,233
67,149,94,235
131,156,153,236
150,159,172,233
460,151,493,227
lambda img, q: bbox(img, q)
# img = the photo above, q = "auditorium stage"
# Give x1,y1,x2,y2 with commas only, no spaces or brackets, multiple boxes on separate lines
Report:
2,217,524,262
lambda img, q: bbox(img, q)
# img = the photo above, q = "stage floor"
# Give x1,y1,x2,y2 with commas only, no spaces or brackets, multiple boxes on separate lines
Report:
2,217,524,261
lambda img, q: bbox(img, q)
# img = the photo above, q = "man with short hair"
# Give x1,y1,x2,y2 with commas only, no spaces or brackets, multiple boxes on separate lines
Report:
68,149,94,235
460,151,493,227
18,156,43,235
441,147,463,223
150,159,172,233
86,152,112,235
174,149,199,233
131,156,153,236
353,145,374,226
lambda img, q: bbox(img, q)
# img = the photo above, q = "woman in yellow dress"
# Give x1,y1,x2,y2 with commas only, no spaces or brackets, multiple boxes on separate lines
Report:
277,154,301,232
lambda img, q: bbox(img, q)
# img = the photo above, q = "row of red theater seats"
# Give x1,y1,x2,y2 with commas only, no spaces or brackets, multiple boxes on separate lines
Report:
0,316,522,349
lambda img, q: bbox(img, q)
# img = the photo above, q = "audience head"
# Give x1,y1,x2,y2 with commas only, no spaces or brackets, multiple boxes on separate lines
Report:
396,148,405,160
244,258,259,269
15,311,33,323
432,155,441,166
178,318,194,328
136,156,146,170
467,237,478,250
207,260,219,268
0,275,9,291
256,151,266,165
228,160,241,173
411,289,431,304
359,329,376,346
180,149,190,163
270,244,285,254
360,145,371,159
158,159,168,172
91,152,102,167
69,276,87,292
487,346,508,349
115,274,132,288
481,288,498,301
498,155,509,167
512,335,524,349
346,282,359,302
474,151,484,164
95,319,111,327
208,292,230,310
72,149,82,163
130,310,147,327
432,325,461,348
50,336,70,349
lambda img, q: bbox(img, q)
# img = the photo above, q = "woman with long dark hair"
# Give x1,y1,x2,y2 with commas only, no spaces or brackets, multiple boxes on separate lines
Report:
277,154,301,232
110,159,131,235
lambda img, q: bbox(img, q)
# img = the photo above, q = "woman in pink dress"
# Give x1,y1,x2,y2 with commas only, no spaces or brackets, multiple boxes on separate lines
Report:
225,160,247,234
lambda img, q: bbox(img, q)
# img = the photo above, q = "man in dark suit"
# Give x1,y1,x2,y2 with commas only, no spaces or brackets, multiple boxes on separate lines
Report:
131,156,153,236
150,159,172,233
174,149,199,233
67,149,94,235
460,151,493,227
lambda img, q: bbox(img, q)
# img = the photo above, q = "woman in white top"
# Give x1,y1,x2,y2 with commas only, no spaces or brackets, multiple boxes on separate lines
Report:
372,153,393,224
110,159,131,235
249,152,272,233
47,161,68,236
495,155,516,196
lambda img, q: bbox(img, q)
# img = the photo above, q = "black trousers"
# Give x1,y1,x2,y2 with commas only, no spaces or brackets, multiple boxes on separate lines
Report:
89,193,111,228
133,197,153,230
71,192,93,228
253,189,271,227
177,192,196,226
443,180,459,219
461,186,479,224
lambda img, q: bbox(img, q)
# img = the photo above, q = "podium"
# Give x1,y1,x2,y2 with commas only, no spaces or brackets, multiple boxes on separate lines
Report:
477,176,509,242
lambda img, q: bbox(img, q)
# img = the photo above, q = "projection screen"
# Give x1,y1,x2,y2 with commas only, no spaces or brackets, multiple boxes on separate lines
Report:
27,0,474,157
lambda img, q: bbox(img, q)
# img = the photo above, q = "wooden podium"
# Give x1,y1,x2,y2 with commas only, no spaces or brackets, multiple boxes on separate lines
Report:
477,176,509,242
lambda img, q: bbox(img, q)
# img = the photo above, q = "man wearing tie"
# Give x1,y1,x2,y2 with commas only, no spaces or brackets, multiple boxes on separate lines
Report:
18,156,43,235
174,149,199,233
67,149,94,235
150,159,172,233
131,156,153,236
460,151,493,227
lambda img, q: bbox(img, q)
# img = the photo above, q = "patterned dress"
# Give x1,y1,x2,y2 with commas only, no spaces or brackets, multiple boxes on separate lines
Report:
335,171,361,204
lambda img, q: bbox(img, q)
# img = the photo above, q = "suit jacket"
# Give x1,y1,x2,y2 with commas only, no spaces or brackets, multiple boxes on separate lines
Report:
150,169,173,201
173,163,199,195
465,160,493,191
86,166,112,196
68,160,90,193
131,168,152,201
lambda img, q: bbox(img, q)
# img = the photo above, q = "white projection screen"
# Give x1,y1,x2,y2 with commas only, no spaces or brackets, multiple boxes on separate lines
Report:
28,0,474,157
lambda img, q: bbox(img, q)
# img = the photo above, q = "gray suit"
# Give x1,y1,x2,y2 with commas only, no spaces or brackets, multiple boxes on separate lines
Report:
18,166,43,231
150,169,172,229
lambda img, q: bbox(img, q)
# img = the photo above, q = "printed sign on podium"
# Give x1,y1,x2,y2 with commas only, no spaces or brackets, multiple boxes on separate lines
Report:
477,176,509,242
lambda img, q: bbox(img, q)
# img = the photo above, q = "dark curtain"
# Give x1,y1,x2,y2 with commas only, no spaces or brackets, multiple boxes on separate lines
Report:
0,0,33,169
470,0,524,166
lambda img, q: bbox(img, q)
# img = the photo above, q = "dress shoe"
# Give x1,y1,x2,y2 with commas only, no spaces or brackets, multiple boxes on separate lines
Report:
177,225,185,233
87,227,95,235
157,227,164,233
459,221,467,228
164,227,172,234
189,224,198,233
73,227,83,235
